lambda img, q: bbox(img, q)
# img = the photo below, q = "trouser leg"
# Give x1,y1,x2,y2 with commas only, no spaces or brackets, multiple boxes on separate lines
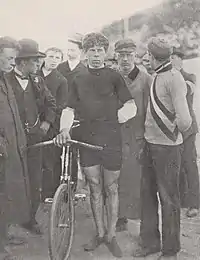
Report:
139,143,161,249
182,134,199,209
150,144,181,256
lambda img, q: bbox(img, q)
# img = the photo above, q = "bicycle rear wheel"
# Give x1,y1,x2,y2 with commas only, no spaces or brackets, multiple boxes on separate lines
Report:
49,183,75,260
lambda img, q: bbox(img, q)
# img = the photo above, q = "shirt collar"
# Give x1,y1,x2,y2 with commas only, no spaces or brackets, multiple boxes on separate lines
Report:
14,67,24,76
68,59,80,71
42,67,52,77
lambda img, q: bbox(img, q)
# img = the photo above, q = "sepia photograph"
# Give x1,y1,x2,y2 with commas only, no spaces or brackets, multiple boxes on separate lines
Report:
0,0,200,259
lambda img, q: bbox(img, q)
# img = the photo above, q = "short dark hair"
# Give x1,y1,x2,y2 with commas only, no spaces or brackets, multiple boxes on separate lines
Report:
82,33,109,52
45,47,64,60
0,36,20,53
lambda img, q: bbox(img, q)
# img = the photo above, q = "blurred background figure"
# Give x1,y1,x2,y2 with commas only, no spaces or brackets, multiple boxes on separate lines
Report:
58,33,86,191
142,52,154,75
105,54,118,70
39,47,68,202
171,48,199,218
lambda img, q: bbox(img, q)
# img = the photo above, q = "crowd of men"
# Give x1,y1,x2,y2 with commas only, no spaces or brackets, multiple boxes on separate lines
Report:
0,32,199,260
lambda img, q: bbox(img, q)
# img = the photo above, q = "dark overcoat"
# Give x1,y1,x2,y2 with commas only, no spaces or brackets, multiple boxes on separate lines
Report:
0,72,30,225
39,69,68,199
119,67,151,220
5,71,57,218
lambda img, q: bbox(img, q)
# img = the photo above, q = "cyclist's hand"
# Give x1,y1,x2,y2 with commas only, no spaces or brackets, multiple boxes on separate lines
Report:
54,128,71,147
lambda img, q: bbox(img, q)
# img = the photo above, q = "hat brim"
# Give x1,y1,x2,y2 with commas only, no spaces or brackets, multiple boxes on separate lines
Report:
17,51,46,59
115,48,135,53
172,51,184,59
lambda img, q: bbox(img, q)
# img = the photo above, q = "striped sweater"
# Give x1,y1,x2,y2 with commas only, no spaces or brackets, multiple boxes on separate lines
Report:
144,68,192,146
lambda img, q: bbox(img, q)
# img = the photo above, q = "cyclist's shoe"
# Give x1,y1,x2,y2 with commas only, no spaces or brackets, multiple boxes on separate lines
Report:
132,245,161,257
83,236,104,251
105,236,122,258
116,217,128,232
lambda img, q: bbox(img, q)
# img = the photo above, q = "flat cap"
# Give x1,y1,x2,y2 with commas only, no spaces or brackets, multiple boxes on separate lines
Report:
115,39,136,53
148,37,172,60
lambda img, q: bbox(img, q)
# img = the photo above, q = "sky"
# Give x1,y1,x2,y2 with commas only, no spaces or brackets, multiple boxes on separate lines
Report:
0,0,164,50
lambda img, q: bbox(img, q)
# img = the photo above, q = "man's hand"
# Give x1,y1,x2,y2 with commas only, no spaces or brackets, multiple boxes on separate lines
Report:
54,128,71,147
40,121,50,136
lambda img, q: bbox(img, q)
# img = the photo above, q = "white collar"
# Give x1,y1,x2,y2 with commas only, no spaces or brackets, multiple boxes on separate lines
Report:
42,67,52,77
68,59,80,71
14,67,29,90
88,64,105,69
14,67,24,77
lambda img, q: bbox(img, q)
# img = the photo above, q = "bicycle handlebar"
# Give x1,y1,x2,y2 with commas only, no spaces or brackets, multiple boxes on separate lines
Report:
28,139,103,151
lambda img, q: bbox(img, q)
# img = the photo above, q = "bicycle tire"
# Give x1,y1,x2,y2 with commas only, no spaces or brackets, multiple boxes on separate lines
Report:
49,183,75,260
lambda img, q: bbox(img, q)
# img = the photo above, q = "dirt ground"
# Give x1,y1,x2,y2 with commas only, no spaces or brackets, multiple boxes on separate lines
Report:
6,58,200,260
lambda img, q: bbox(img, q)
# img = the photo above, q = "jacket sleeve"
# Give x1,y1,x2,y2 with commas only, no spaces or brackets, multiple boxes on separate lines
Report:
41,79,57,124
170,72,192,132
180,69,196,85
56,77,68,115
136,73,151,141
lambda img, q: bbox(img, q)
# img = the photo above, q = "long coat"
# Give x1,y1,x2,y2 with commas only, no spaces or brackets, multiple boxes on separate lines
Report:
6,71,57,219
39,68,68,137
0,72,30,225
119,67,151,220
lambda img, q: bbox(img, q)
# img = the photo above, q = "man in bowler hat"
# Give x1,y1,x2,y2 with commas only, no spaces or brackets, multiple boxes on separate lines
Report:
6,39,56,234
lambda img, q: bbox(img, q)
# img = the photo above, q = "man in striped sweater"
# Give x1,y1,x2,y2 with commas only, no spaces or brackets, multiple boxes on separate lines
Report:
133,37,192,260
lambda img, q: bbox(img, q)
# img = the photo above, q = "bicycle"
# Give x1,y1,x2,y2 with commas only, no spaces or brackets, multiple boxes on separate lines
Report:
30,138,103,260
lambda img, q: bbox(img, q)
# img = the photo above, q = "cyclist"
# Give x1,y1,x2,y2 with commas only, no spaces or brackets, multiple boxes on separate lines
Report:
54,32,137,258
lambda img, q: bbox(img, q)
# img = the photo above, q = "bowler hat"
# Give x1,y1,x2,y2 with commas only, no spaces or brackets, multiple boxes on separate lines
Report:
115,39,136,53
17,39,46,59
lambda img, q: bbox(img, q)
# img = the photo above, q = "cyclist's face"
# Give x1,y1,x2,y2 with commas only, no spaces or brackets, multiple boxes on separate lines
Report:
86,46,106,68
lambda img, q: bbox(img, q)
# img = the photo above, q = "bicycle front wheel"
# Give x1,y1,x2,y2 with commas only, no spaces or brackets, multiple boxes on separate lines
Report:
49,183,75,260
